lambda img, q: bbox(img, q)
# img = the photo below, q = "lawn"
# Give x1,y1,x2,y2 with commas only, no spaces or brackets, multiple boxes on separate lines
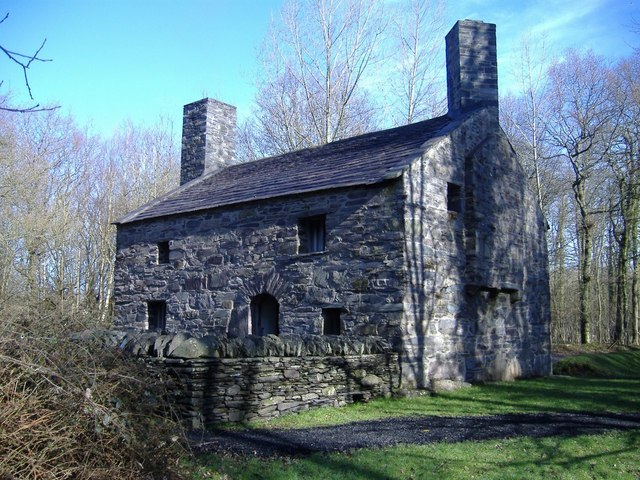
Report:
185,348,640,479
553,346,640,379
190,431,640,480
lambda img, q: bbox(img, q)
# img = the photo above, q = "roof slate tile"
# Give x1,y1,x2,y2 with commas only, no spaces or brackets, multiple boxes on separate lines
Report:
117,114,454,224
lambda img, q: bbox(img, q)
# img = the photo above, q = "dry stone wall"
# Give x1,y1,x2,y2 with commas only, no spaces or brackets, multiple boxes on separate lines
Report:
82,330,399,425
154,353,398,426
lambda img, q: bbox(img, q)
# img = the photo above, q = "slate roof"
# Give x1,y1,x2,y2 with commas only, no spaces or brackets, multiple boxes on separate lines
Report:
116,114,456,224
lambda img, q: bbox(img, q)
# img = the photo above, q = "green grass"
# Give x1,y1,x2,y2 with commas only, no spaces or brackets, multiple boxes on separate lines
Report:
242,376,640,430
186,348,640,479
189,430,640,480
553,347,640,379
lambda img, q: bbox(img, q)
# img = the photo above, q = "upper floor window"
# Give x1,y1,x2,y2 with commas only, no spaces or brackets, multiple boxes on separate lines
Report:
447,182,462,213
298,215,326,253
157,241,170,264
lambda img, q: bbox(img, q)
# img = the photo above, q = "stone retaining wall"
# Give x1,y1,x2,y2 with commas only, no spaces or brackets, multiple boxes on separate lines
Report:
81,330,400,425
150,353,399,426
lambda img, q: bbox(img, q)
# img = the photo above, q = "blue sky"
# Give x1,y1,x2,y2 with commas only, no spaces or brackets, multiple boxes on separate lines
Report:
1,0,638,138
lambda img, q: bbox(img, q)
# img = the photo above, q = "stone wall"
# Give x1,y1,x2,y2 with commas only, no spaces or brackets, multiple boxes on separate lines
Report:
400,109,551,387
155,354,398,426
114,182,406,343
180,98,237,185
85,330,399,425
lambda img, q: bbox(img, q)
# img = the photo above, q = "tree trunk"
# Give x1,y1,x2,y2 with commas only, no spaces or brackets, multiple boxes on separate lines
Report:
631,209,639,344
615,224,628,342
575,181,592,344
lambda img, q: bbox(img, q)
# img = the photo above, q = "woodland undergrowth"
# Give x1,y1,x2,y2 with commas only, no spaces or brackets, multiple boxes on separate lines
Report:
0,298,187,480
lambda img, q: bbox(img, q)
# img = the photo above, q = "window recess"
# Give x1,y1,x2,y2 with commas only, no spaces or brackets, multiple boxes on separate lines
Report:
447,182,462,213
322,308,342,335
298,215,326,253
157,241,170,264
147,300,167,331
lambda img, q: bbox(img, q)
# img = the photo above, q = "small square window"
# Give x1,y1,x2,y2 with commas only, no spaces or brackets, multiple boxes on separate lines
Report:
157,241,170,264
147,300,167,331
447,183,462,213
298,215,326,253
322,308,341,335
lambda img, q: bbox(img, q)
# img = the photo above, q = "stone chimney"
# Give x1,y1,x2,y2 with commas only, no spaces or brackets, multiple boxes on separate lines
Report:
180,98,236,185
445,20,498,119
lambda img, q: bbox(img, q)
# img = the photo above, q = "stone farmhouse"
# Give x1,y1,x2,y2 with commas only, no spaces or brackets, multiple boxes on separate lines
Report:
114,20,551,391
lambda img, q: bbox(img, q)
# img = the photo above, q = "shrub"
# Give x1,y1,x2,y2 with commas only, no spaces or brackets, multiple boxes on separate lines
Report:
0,299,187,479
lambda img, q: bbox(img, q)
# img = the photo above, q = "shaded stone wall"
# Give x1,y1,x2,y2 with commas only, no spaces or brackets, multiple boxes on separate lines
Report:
461,130,551,381
401,128,466,387
114,182,406,342
85,330,399,425
154,353,399,425
401,109,551,387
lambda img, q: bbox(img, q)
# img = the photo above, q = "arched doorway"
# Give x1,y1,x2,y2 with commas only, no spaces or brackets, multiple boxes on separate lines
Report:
250,293,279,336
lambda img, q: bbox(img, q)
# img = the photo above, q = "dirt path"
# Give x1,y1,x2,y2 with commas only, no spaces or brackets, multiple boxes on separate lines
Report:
189,412,640,458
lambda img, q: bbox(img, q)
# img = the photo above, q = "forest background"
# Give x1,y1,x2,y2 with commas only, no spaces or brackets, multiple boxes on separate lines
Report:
2,0,640,345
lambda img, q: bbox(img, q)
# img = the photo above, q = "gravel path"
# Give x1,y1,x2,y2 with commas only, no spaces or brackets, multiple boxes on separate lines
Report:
189,412,640,458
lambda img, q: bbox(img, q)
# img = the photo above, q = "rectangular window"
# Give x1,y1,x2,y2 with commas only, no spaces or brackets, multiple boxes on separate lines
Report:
476,231,490,259
322,308,341,335
298,215,326,253
157,241,170,264
447,182,462,213
147,300,167,331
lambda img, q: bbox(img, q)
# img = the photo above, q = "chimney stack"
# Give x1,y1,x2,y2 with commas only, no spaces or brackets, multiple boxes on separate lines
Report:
180,98,236,185
445,20,498,119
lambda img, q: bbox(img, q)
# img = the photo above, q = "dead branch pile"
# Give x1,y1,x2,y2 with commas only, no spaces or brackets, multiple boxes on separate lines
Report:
0,301,187,479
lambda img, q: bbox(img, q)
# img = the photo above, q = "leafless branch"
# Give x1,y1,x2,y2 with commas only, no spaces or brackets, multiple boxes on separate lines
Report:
0,12,59,113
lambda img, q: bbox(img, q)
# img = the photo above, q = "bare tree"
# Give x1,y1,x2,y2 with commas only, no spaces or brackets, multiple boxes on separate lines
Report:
547,50,616,344
388,0,446,124
81,118,179,321
240,0,384,159
606,53,640,344
512,34,553,213
0,107,179,320
0,109,86,301
0,12,57,113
